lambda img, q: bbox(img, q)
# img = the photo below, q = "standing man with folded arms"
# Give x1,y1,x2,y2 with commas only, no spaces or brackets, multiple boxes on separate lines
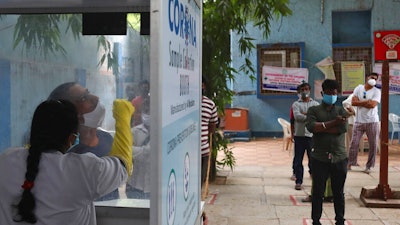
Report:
292,82,319,190
306,79,352,225
348,72,381,174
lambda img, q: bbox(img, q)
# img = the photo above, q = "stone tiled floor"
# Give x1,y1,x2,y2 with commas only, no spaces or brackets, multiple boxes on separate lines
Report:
205,137,400,225
226,137,400,167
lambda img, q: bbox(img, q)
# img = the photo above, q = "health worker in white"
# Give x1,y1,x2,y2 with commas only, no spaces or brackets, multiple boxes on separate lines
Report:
0,99,134,225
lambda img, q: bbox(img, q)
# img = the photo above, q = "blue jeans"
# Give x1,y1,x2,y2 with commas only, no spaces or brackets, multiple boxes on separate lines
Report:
311,157,348,225
293,136,313,185
95,188,119,201
126,184,150,199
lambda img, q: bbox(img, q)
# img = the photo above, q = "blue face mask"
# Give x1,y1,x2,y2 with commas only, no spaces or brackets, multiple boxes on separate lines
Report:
322,94,337,105
66,133,80,153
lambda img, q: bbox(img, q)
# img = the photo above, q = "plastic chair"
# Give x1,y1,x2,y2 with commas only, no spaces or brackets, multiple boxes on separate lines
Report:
277,118,292,151
389,113,400,144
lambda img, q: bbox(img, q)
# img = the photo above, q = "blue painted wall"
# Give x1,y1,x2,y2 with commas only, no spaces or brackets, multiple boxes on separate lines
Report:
0,59,11,152
230,0,400,137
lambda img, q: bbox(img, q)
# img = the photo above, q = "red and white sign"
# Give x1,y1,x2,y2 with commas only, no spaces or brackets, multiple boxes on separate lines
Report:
373,63,400,94
374,30,400,61
261,66,308,92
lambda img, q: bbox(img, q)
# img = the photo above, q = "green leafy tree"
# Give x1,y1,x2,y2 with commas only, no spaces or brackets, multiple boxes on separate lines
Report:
11,14,122,72
202,0,291,180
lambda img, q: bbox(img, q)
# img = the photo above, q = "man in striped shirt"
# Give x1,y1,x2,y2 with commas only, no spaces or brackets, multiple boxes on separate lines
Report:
201,78,218,187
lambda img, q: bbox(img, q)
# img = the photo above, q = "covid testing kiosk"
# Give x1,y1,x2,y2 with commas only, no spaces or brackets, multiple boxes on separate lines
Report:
0,0,203,224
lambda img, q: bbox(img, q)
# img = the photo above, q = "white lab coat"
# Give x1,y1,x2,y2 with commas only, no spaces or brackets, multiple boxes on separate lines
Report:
127,124,150,193
0,147,127,225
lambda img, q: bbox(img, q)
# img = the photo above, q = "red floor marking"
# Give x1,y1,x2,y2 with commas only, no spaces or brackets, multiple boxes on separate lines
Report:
289,195,299,206
290,195,312,206
290,195,335,207
393,166,400,172
208,193,217,205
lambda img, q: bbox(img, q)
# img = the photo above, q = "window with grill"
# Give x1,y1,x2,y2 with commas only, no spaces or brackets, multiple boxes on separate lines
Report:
256,42,304,97
332,45,372,94
332,10,372,95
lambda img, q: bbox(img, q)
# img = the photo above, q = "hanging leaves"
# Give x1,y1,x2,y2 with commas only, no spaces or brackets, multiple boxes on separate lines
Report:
203,0,291,113
12,15,79,57
11,14,121,73
203,0,291,174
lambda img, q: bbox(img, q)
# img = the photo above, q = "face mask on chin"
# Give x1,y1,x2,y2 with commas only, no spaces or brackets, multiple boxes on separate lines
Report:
322,94,337,105
82,102,105,128
301,91,310,99
367,79,376,87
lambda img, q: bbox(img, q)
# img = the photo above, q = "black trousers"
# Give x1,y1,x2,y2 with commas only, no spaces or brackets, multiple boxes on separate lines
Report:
311,157,348,225
201,155,209,188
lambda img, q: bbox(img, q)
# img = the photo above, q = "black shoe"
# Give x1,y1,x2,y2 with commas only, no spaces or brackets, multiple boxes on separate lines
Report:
363,168,371,174
323,196,334,203
301,195,312,202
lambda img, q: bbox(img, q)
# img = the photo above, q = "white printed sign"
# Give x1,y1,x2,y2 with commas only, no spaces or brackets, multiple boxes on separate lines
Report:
261,65,309,92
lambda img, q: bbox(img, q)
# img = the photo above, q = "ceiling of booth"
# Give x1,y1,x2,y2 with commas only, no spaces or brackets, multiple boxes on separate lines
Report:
0,0,150,13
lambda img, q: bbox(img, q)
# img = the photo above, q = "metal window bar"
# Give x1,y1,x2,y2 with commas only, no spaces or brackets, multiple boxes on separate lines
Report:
258,46,301,95
332,47,372,93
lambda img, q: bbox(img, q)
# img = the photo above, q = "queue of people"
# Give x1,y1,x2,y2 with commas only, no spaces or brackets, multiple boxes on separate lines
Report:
288,73,380,225
0,72,381,225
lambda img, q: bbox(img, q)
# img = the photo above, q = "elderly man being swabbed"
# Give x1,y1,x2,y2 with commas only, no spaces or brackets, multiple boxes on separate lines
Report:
47,82,132,201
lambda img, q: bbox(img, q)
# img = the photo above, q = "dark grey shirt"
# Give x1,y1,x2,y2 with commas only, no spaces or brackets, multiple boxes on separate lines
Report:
306,102,349,163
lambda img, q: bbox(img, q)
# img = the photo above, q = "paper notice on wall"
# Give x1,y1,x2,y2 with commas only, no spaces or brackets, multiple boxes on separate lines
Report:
316,56,335,79
341,61,365,95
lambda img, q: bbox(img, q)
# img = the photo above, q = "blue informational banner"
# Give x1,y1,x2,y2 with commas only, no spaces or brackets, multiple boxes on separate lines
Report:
160,0,201,224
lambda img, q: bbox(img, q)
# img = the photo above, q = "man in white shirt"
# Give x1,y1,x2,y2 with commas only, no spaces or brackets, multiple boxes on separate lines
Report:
347,73,381,174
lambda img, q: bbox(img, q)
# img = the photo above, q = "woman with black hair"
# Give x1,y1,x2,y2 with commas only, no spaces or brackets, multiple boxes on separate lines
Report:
0,99,134,224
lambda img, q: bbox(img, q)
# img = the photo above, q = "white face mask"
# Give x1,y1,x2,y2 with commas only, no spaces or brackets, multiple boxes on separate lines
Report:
367,79,376,87
83,102,105,128
141,113,150,128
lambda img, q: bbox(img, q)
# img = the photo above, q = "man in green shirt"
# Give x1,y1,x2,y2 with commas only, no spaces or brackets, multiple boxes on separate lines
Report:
305,79,352,225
